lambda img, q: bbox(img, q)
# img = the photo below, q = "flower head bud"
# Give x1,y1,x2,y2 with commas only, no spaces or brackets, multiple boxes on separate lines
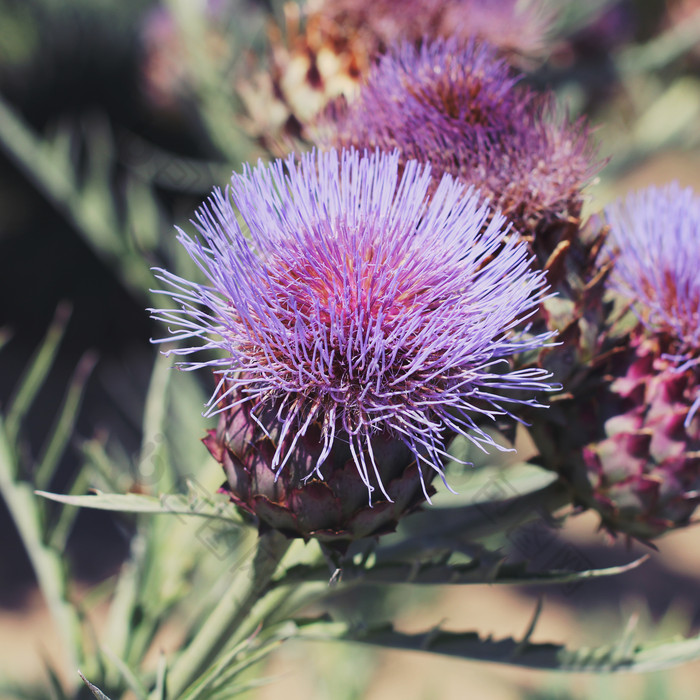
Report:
318,0,553,58
203,386,434,542
578,335,700,541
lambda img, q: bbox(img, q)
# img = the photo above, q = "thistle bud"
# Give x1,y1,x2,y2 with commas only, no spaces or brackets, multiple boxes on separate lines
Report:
203,389,434,543
579,335,700,540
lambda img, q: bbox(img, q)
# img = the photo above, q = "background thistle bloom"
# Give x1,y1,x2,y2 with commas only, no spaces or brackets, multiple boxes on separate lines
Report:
315,38,598,260
548,184,700,541
606,183,700,352
238,0,552,152
151,149,555,539
315,0,553,58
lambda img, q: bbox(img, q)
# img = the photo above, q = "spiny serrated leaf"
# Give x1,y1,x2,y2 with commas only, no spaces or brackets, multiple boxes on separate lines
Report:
383,480,571,561
295,615,700,673
432,460,559,509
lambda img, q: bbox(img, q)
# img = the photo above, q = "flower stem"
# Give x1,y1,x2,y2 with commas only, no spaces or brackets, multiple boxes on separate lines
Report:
163,530,291,699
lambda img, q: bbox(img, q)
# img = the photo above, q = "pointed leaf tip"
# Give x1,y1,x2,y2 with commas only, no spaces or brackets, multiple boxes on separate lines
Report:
78,672,113,700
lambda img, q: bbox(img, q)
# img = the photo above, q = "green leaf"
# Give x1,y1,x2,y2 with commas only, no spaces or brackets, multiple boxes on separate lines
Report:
78,673,112,700
383,479,571,561
79,437,129,493
122,134,228,195
135,349,175,492
0,417,83,677
617,11,700,75
160,531,291,700
0,682,49,700
206,676,282,700
5,303,71,447
48,463,92,551
154,654,168,700
102,533,148,682
274,554,647,587
35,490,244,523
43,657,70,700
101,647,149,700
0,96,157,301
125,173,162,251
433,459,558,509
180,632,289,700
35,350,98,490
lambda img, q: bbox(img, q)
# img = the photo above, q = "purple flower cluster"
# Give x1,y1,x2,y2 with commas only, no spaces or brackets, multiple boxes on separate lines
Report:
152,149,555,501
316,38,597,238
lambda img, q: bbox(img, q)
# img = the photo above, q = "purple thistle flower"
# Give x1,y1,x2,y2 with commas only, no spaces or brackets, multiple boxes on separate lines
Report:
606,182,700,428
151,148,555,503
316,39,520,164
606,183,700,351
315,38,598,242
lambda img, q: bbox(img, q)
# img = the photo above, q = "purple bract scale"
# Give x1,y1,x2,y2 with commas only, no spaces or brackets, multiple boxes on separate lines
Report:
606,183,700,352
151,149,556,502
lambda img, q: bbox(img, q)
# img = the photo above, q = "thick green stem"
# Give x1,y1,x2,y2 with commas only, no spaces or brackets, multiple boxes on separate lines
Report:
163,530,291,699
